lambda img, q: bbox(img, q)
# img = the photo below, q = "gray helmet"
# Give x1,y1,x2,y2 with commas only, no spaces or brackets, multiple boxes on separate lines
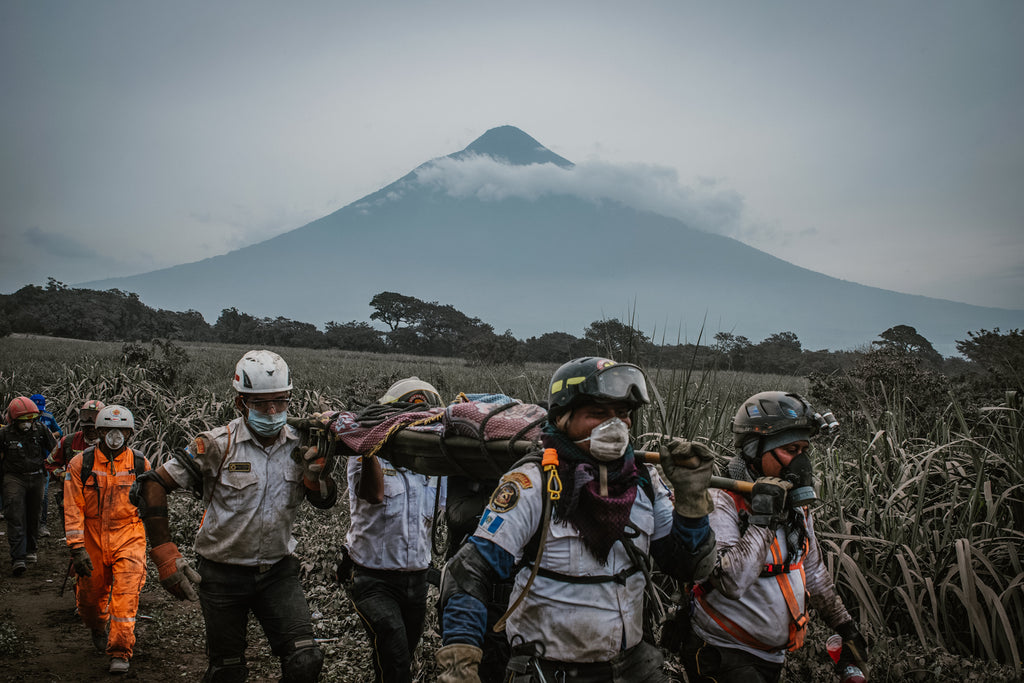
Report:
547,357,650,421
731,391,820,458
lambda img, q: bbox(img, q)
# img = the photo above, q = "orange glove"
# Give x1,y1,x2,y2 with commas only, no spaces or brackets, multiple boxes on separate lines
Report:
301,446,328,494
150,542,201,601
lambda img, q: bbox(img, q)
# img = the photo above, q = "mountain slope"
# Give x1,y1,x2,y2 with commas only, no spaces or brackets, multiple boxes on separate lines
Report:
80,126,1023,355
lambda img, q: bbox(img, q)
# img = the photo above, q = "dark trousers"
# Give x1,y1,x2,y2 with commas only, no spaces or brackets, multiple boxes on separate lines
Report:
507,640,668,683
197,555,319,679
680,630,783,683
349,565,428,683
3,472,45,562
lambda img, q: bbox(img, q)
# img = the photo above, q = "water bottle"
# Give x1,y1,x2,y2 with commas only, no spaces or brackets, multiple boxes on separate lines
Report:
827,634,866,682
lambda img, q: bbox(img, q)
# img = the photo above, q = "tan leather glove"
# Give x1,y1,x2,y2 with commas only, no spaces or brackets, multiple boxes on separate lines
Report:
71,547,93,577
300,445,329,496
435,643,483,683
150,542,201,601
659,438,715,518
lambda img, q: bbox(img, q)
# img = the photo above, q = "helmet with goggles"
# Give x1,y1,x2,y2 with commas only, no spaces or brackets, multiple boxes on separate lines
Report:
96,405,135,430
547,357,650,420
79,399,106,421
378,377,443,407
232,350,292,394
8,396,40,422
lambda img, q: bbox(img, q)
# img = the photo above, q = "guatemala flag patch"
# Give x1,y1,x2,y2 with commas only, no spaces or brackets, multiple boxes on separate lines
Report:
479,509,504,534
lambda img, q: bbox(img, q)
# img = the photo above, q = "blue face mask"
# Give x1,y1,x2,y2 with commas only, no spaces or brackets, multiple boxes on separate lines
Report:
246,409,288,437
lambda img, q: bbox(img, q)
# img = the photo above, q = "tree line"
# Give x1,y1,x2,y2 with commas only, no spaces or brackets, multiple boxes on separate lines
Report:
1,280,1021,396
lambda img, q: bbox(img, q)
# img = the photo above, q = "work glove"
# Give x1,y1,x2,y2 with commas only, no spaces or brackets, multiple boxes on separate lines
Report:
749,477,792,529
70,547,93,577
300,445,331,497
435,643,482,683
150,542,201,601
659,438,715,518
835,620,869,677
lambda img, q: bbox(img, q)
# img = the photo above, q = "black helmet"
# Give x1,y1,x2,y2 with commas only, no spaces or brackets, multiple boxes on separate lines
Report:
547,357,650,420
731,391,821,455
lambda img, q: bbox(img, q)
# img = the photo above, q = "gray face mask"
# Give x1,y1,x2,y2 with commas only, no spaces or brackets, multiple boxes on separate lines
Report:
576,417,630,462
104,429,125,450
782,453,817,506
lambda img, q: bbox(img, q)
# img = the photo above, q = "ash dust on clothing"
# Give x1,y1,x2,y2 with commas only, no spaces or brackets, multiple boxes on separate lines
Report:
344,456,445,570
474,462,675,663
162,416,306,566
64,446,150,660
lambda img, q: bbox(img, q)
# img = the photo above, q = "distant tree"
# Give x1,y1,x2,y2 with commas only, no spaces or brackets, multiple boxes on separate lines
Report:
751,331,803,374
583,318,650,361
523,332,584,363
214,307,260,344
873,325,943,366
713,332,752,370
369,292,427,332
324,321,385,353
955,328,1024,394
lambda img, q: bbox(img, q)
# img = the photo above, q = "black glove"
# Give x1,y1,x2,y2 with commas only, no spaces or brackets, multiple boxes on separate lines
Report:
71,547,93,577
748,477,792,528
835,620,868,674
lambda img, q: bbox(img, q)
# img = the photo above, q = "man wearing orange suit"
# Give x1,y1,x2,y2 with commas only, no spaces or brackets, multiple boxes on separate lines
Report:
64,404,150,675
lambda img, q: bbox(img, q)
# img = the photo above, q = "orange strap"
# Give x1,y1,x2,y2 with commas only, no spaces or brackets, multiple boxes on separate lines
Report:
696,533,809,652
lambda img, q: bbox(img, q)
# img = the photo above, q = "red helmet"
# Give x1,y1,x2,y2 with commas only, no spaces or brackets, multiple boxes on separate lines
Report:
8,396,40,421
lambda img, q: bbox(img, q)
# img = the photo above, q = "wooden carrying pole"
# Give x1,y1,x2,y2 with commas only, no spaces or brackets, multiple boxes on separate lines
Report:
332,428,752,494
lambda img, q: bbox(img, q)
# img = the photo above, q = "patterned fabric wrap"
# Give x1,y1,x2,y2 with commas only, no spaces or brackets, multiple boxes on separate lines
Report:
319,408,445,453
541,424,639,564
443,394,547,441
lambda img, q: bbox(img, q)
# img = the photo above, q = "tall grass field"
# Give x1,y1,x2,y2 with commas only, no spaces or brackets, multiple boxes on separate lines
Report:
0,336,1020,681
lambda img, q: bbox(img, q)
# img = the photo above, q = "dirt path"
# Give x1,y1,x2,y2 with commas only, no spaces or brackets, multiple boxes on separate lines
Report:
0,519,208,682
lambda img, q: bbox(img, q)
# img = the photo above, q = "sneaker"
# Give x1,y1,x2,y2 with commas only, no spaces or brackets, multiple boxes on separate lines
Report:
91,628,108,653
40,527,51,537
12,560,26,577
109,658,130,674
26,553,37,564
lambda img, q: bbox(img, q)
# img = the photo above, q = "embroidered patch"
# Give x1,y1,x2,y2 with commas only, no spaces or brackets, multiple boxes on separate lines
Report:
501,472,533,489
383,468,396,476
488,481,520,513
479,509,505,534
227,462,251,472
192,437,206,455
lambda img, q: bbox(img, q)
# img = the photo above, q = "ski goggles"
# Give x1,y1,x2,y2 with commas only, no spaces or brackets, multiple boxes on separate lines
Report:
581,363,650,406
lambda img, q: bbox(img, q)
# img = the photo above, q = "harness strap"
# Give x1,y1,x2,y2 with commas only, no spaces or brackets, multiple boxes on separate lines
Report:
529,563,641,585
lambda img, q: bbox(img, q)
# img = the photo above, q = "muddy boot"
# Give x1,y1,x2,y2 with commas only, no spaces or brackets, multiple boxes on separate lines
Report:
109,657,130,674
91,627,108,653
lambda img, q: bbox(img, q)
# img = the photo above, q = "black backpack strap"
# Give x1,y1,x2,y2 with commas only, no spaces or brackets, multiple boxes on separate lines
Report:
80,446,96,486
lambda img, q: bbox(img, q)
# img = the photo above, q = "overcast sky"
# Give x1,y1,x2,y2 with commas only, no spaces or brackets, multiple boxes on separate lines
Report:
2,0,1022,311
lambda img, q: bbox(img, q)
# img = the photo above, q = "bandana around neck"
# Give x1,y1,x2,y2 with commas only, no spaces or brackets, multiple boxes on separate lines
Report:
540,423,639,564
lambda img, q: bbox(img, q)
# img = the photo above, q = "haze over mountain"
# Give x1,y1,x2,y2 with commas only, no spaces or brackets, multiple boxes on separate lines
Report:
81,126,1023,356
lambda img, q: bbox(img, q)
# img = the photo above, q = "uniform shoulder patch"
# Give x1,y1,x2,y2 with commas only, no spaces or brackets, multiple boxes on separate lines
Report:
501,471,533,489
192,437,206,456
488,481,521,513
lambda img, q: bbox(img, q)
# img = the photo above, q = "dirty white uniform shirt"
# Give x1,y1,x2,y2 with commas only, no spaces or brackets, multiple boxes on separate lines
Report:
163,416,305,567
473,462,675,663
691,487,825,663
345,455,445,571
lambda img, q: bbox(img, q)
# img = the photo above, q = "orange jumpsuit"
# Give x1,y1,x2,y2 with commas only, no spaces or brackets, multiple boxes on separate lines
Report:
64,447,150,659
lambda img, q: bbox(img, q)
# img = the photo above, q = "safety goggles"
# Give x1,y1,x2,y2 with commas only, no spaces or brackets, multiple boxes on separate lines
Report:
582,363,650,405
244,397,292,413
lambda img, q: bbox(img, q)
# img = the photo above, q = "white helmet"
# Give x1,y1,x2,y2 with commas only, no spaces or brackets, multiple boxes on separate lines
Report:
378,377,442,406
233,350,292,394
95,405,135,430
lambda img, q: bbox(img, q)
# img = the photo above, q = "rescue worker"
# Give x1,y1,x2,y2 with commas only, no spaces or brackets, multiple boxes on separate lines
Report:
64,404,149,674
46,399,105,539
344,377,446,683
436,357,717,683
1,396,57,576
680,391,869,683
30,394,63,538
134,349,337,682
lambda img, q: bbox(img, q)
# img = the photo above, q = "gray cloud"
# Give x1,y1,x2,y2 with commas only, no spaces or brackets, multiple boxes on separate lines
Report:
413,155,746,237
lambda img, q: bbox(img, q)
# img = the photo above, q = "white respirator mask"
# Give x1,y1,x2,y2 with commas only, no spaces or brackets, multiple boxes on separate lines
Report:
104,430,125,450
576,417,630,462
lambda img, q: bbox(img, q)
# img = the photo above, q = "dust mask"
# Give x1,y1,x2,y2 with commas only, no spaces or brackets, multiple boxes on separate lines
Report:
782,453,816,506
104,430,125,450
247,409,288,437
577,417,630,462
